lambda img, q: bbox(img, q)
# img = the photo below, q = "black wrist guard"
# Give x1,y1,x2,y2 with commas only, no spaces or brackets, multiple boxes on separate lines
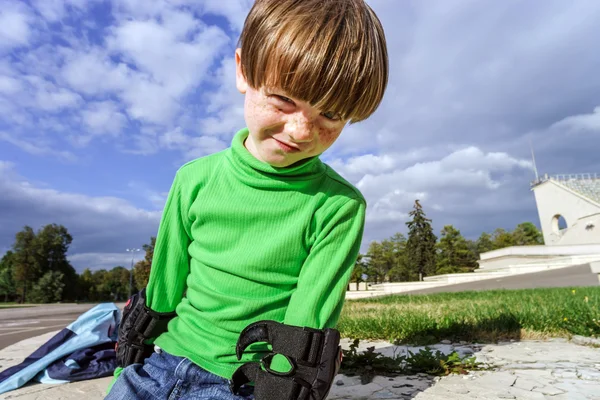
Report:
115,288,177,368
230,320,342,400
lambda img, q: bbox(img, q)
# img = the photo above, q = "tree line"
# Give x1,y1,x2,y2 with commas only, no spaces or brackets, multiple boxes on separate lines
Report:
1,200,543,303
0,224,155,304
349,200,544,287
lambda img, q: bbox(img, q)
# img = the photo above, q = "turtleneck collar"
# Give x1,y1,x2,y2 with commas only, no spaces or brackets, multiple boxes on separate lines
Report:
226,128,326,187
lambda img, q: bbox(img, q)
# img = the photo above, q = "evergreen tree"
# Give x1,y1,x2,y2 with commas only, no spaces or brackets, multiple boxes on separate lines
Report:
405,200,437,281
492,228,515,249
388,233,410,282
349,254,366,290
475,232,494,256
512,222,544,245
436,225,478,275
366,241,386,284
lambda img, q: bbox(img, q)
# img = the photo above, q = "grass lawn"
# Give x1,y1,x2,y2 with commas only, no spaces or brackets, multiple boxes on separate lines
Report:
338,286,600,344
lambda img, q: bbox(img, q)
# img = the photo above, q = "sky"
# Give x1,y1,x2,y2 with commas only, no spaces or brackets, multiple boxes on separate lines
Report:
1,0,600,272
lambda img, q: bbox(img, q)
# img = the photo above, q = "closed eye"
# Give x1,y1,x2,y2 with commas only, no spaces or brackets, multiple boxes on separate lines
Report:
322,111,341,121
276,95,294,104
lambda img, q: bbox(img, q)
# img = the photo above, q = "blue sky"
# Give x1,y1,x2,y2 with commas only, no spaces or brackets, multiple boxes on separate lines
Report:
1,0,599,272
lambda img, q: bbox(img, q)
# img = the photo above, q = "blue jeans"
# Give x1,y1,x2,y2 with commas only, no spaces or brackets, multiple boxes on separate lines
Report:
105,350,255,400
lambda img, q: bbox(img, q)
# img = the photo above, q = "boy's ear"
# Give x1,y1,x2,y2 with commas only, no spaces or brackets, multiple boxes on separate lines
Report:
235,48,248,94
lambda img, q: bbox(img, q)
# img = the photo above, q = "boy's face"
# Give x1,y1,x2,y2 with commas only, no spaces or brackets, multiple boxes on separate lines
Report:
235,49,348,168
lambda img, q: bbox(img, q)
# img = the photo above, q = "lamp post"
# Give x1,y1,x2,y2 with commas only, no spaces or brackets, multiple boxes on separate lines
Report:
126,248,140,298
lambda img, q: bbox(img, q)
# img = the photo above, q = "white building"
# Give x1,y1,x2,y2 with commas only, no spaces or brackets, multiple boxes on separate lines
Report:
475,173,600,272
348,173,600,298
531,173,600,245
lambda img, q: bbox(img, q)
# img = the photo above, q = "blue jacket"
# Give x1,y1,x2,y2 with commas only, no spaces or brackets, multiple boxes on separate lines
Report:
0,303,120,394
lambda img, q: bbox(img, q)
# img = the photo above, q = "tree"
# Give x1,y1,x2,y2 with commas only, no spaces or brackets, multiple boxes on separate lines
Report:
78,268,94,302
366,241,386,284
29,271,65,303
405,200,437,281
475,232,494,256
90,269,110,301
492,228,515,249
512,222,544,246
349,254,366,290
9,224,77,303
12,226,39,303
0,251,16,302
436,225,478,275
387,233,410,282
133,237,155,289
104,266,131,301
32,224,77,301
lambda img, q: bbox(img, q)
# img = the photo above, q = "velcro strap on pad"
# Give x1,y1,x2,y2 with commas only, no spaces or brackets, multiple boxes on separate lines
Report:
236,321,323,365
232,320,341,400
116,288,176,368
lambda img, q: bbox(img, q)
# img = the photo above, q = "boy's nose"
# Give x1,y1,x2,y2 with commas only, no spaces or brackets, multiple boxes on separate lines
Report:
287,116,315,143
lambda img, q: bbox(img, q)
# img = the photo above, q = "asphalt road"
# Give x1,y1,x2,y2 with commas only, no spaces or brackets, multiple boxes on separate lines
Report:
0,303,125,351
403,263,600,295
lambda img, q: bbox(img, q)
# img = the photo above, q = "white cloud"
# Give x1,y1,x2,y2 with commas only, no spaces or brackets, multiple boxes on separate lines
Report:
159,127,188,149
61,48,131,96
0,160,15,174
0,132,77,162
0,75,22,94
325,145,534,248
551,105,600,133
182,135,229,161
0,162,162,271
0,1,33,51
31,0,89,23
68,252,144,272
198,0,253,32
78,101,128,145
35,86,82,112
196,56,245,137
356,147,531,197
105,16,229,124
127,180,168,209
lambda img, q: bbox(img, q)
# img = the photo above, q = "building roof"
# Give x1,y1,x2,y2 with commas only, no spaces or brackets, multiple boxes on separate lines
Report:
531,173,600,205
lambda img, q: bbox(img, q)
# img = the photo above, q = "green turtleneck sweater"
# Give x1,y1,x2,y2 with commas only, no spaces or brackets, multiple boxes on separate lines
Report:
111,128,365,386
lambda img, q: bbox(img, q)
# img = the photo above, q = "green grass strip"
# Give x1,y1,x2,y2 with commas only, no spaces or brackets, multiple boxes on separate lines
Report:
339,286,600,344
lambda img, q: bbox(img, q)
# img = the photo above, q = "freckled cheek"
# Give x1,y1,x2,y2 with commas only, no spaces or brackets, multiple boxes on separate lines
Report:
246,101,280,128
317,128,341,147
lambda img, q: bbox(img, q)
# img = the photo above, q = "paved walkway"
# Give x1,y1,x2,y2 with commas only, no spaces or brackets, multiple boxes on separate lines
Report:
0,332,599,399
0,304,126,351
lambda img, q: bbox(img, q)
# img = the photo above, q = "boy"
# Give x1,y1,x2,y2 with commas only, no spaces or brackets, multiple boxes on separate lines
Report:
106,0,388,398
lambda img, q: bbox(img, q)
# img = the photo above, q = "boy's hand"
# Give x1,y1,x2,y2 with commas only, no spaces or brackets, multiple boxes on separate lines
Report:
116,288,176,367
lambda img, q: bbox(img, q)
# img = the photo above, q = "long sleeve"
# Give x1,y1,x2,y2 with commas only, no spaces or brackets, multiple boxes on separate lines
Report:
284,197,366,329
108,171,192,394
145,170,192,313
264,197,365,373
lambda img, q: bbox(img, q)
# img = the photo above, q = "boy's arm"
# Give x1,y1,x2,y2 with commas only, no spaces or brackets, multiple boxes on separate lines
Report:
145,169,191,312
108,170,191,394
284,197,366,330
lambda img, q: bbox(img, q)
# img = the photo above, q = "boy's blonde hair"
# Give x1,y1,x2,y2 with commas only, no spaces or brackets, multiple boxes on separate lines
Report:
238,0,388,123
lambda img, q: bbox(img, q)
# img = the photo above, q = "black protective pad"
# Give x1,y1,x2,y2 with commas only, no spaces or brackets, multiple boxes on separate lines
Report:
115,288,177,367
231,320,342,400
